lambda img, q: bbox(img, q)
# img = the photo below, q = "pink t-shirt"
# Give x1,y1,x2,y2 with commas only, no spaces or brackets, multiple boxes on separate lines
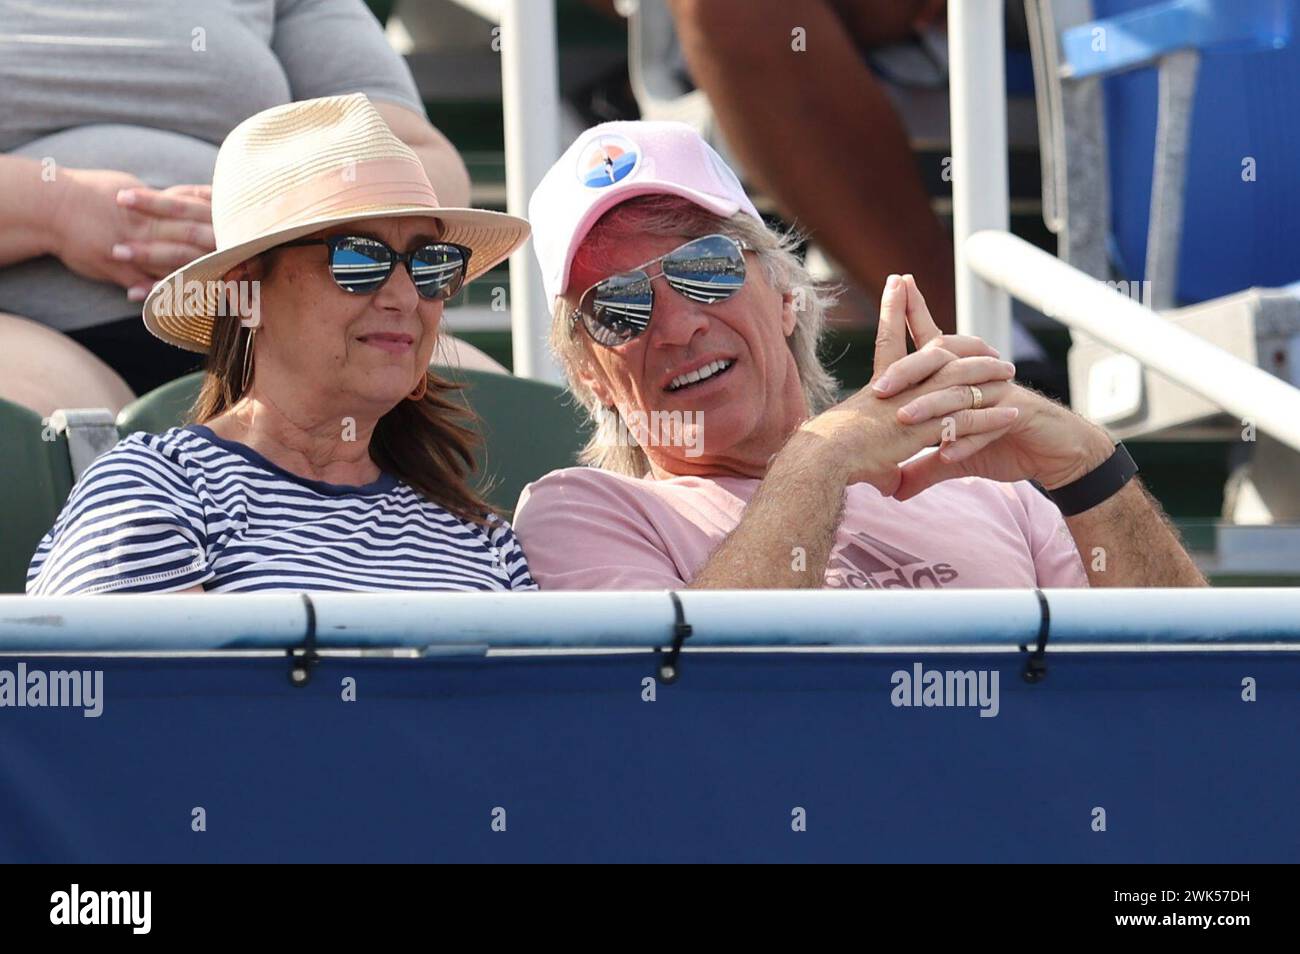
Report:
513,468,1089,590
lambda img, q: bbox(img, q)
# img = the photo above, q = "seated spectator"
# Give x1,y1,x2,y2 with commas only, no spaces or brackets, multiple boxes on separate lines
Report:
27,95,534,595
0,0,472,407
512,121,1206,590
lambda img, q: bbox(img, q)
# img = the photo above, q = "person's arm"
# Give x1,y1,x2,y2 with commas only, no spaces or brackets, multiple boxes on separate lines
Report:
884,276,1206,587
1046,433,1206,587
0,155,68,265
1066,482,1205,586
0,155,214,297
271,0,471,206
373,102,471,208
689,430,849,588
26,441,213,596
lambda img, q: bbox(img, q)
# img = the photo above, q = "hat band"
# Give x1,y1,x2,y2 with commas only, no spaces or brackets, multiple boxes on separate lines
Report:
214,158,441,249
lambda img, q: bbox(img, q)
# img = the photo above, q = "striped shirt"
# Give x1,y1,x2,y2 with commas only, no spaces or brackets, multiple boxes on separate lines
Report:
27,426,537,594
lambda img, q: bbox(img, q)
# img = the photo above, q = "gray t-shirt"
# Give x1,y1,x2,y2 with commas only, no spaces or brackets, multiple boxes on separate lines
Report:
0,0,424,332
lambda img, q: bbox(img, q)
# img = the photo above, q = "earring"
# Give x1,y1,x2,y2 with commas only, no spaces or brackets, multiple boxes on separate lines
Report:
407,373,428,401
241,327,257,392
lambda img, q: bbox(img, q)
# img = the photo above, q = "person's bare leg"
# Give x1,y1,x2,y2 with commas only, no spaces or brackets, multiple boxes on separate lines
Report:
0,313,135,418
667,0,957,332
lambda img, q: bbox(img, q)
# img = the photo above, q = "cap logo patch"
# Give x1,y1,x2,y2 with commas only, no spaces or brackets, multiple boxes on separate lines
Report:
577,135,639,188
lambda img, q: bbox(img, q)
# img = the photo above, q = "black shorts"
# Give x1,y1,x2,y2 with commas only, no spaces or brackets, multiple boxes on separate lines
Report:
68,315,204,398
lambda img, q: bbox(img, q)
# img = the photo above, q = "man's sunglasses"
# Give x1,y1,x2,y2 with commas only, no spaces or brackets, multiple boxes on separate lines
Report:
280,235,471,300
570,233,751,348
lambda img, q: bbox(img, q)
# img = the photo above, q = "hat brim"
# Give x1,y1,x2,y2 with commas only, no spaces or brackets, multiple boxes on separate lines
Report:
550,180,754,300
142,206,530,353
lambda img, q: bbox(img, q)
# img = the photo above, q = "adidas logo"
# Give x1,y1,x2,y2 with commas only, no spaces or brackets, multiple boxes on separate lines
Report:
825,530,959,589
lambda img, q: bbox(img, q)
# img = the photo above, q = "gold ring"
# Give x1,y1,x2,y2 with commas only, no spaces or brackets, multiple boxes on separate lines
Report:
970,385,983,410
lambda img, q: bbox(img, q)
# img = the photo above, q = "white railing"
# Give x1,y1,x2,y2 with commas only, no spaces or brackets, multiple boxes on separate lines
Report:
964,231,1300,454
948,0,1013,357
3,589,1299,651
444,0,563,382
948,0,1300,455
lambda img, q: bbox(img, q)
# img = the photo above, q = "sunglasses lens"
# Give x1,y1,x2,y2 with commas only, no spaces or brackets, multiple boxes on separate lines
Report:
583,271,653,347
662,234,746,303
410,244,468,300
329,238,394,294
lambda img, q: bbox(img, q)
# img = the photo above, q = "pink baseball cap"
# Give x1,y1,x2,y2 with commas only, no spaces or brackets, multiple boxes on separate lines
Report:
528,120,763,301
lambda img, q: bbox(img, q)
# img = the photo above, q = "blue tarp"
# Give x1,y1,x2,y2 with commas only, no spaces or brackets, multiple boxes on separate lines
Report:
1,651,1296,862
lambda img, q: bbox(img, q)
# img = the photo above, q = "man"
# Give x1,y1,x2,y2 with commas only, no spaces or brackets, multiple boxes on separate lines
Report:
513,121,1205,590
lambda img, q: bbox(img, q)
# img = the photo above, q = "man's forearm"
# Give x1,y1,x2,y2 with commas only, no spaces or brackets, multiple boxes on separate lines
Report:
689,431,847,589
1064,479,1207,586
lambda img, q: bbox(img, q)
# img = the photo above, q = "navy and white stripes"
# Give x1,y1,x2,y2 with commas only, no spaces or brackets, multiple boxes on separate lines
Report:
27,426,536,594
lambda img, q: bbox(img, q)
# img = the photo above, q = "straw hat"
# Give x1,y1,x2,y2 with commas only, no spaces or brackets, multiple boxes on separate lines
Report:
143,93,530,352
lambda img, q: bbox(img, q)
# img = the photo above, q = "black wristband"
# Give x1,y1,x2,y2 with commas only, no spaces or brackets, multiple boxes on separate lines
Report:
1045,442,1139,517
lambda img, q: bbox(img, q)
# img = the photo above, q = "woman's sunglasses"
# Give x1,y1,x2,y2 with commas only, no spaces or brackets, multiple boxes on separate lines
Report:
571,233,751,348
280,235,471,300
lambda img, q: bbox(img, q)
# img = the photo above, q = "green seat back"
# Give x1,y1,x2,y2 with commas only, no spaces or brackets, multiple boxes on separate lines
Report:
0,400,74,593
115,372,205,437
443,368,591,513
115,369,589,513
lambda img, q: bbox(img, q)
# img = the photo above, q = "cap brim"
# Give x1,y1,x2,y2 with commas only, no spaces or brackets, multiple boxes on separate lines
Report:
143,207,530,353
553,180,746,299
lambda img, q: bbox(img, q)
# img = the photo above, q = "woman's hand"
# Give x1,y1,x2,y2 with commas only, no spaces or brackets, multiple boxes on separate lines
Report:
873,275,1115,500
51,168,215,299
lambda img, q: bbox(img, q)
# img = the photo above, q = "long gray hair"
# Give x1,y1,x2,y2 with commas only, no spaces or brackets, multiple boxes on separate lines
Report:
550,195,841,476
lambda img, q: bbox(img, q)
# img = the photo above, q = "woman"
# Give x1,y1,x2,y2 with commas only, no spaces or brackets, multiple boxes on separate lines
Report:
27,94,534,594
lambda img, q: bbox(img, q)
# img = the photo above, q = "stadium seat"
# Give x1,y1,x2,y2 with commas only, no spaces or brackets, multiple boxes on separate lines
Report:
1029,0,1300,550
1031,1,1300,425
115,369,590,514
114,372,204,437
1032,0,1298,304
441,368,592,512
0,399,74,594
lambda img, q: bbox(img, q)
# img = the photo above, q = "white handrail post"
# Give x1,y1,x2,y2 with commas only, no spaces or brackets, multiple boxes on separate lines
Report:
501,0,563,382
948,0,1013,356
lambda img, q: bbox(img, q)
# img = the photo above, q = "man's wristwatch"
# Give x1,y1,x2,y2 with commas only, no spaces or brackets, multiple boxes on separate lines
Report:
1044,442,1139,517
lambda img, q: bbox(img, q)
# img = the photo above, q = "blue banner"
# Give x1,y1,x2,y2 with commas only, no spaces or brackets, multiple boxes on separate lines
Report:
1,651,1295,862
